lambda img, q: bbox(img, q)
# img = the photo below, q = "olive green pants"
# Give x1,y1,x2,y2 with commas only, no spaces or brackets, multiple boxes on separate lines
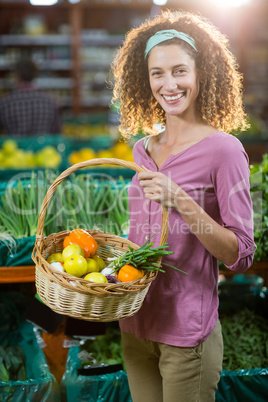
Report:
121,320,223,402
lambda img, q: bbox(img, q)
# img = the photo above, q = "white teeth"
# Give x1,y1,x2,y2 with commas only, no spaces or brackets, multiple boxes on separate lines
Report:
163,93,184,101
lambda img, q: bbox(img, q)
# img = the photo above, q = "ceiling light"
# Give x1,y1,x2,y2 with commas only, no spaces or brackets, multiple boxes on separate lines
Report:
153,0,168,5
30,0,58,5
211,0,251,7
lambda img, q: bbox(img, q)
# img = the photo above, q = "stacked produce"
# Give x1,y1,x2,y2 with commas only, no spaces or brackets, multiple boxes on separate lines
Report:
250,153,268,261
62,121,108,138
69,141,134,165
0,292,32,384
48,229,109,284
0,154,267,260
0,135,135,172
1,154,267,268
46,229,187,285
0,140,62,169
78,325,124,369
0,173,129,239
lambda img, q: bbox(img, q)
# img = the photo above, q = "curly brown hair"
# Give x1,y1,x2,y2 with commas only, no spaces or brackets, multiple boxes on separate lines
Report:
111,9,249,138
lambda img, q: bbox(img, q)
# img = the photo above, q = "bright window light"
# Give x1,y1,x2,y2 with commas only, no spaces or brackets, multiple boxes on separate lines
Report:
30,0,58,5
211,0,251,7
153,0,168,5
68,0,81,3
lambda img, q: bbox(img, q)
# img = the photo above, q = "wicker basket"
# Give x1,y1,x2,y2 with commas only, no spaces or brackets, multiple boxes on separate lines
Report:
32,158,169,322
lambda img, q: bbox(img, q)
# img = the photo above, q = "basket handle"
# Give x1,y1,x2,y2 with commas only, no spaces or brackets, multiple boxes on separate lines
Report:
35,158,169,247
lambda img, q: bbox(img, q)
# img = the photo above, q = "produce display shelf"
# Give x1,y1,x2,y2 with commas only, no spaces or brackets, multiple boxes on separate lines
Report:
0,34,71,46
0,262,267,284
221,261,268,274
0,266,35,283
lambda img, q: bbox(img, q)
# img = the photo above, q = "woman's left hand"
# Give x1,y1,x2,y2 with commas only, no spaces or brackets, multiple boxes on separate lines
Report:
138,167,181,209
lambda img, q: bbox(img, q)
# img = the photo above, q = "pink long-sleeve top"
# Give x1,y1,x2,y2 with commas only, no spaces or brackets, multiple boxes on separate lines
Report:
119,131,256,347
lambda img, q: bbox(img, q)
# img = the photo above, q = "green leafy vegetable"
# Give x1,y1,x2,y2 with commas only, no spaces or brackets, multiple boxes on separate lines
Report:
0,345,27,381
250,153,268,262
0,358,9,382
0,172,130,238
80,325,124,367
221,309,268,371
108,233,188,275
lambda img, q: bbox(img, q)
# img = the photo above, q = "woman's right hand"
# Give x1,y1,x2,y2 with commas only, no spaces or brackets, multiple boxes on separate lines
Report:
138,167,183,210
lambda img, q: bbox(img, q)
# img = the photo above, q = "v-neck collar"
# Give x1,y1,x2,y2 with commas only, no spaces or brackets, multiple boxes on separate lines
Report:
142,131,221,170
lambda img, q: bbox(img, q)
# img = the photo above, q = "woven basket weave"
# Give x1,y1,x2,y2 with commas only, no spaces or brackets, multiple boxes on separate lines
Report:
32,158,169,322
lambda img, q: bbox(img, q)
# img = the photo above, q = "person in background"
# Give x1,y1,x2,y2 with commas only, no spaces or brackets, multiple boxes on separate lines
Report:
0,58,61,136
112,10,256,402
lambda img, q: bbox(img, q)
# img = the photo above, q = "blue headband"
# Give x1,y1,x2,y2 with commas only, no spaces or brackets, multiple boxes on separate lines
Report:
144,29,197,58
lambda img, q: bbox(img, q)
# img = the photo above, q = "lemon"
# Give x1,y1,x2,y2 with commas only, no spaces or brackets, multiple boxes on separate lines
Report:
25,151,35,167
2,156,17,168
43,153,61,168
92,255,106,271
86,258,99,273
79,148,96,161
0,151,4,165
47,252,64,264
64,255,88,277
41,146,58,156
96,150,114,159
69,151,81,165
35,147,61,168
124,150,134,162
112,142,132,158
62,244,84,262
2,139,18,155
83,272,108,283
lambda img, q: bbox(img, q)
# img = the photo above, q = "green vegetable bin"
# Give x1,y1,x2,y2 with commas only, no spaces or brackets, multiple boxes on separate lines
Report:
61,346,268,402
61,346,132,402
0,321,59,402
216,278,268,401
0,235,36,267
216,368,268,402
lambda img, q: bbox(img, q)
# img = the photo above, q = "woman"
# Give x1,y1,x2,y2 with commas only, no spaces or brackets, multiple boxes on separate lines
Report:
112,10,256,402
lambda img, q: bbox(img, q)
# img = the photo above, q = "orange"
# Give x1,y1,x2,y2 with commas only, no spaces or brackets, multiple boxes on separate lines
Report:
117,264,144,282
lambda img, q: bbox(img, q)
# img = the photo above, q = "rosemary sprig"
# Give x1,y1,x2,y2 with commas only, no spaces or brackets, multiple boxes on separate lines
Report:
109,233,188,275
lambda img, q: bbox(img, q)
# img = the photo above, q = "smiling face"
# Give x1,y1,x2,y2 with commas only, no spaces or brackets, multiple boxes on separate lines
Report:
148,44,199,120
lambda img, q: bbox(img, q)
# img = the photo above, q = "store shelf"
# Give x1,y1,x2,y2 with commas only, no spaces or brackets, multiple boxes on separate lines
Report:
37,77,74,89
81,33,124,47
81,62,113,70
0,3,137,114
0,33,122,113
0,77,74,90
0,266,35,283
0,34,124,47
0,60,72,71
81,97,112,107
0,34,71,46
38,60,72,71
